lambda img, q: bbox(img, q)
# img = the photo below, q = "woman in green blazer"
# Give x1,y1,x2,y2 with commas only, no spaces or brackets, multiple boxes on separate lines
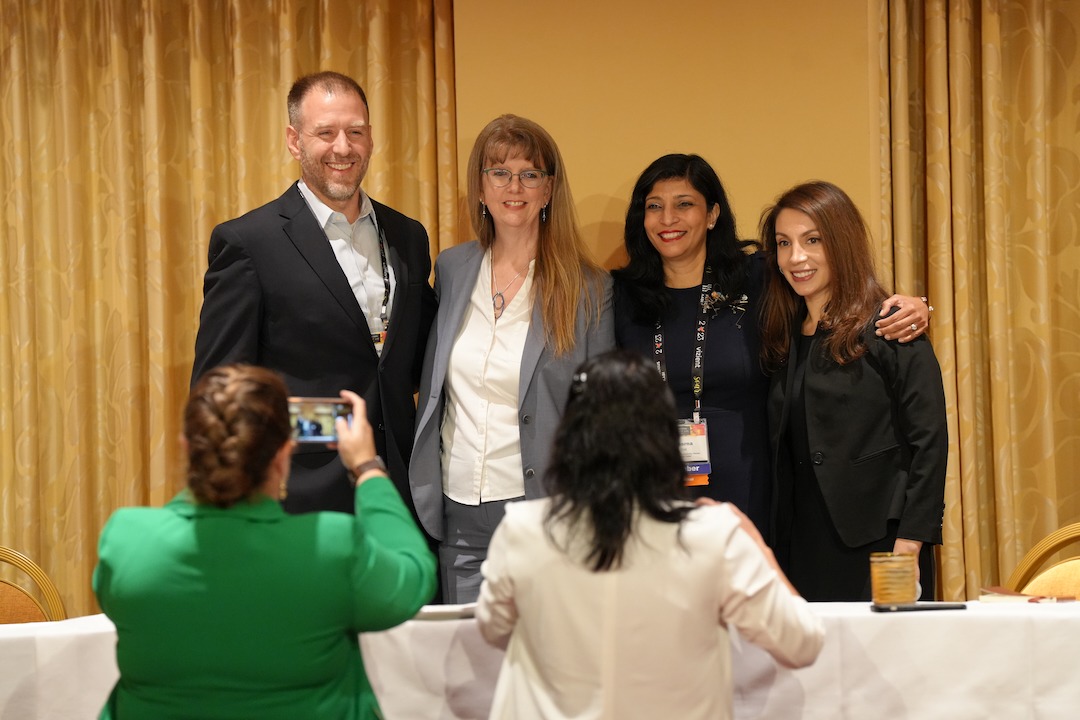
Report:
93,364,437,719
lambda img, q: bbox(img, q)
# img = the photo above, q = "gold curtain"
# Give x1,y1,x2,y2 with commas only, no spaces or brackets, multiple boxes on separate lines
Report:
0,0,457,618
878,0,1080,599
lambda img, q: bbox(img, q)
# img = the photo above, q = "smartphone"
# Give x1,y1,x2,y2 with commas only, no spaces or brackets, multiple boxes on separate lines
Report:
287,397,352,443
870,602,967,612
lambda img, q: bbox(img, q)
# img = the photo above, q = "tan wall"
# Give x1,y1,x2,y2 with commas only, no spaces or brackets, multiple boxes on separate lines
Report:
453,0,877,268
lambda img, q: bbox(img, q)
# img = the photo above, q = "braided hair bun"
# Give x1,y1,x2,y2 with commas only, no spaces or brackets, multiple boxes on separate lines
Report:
184,365,291,508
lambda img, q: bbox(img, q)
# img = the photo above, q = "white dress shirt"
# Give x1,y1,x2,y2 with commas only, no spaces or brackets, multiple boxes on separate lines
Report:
441,251,534,504
297,181,396,343
476,499,825,720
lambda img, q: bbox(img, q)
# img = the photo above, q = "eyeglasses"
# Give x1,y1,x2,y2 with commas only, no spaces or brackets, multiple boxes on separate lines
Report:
481,167,550,189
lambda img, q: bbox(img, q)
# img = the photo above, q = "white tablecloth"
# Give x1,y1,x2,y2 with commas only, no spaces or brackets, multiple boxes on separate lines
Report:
3,602,1079,719
0,613,117,719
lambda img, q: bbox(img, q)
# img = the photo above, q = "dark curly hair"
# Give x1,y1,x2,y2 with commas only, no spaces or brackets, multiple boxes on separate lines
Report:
613,153,758,324
544,350,690,571
184,365,292,508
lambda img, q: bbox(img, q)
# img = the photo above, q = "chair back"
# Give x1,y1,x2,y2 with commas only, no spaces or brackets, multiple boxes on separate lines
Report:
1021,557,1080,597
1005,522,1080,595
0,546,67,622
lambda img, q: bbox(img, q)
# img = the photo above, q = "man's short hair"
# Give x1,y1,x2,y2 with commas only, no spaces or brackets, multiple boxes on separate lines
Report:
287,72,369,127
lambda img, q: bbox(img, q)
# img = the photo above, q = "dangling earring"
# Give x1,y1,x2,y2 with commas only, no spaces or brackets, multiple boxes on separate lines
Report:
481,203,487,219
278,479,288,501
541,205,548,223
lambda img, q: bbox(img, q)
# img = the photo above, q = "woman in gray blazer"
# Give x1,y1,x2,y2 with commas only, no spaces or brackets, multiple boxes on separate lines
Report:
410,115,614,603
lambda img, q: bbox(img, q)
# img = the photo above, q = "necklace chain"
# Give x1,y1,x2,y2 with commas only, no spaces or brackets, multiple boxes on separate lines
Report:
491,259,528,319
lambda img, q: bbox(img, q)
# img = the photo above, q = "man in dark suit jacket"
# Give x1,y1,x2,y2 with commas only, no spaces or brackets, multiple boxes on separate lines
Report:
192,71,436,518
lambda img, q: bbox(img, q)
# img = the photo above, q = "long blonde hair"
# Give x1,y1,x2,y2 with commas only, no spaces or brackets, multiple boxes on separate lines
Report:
466,114,603,355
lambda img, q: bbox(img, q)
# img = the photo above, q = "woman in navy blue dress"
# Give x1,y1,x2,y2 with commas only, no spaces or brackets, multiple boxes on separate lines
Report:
613,154,929,537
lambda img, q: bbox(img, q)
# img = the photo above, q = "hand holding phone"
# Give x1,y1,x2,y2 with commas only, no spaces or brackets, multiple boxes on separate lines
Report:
334,391,377,471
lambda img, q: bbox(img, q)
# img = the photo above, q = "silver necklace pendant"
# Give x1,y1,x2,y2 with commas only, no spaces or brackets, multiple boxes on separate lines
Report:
491,262,526,320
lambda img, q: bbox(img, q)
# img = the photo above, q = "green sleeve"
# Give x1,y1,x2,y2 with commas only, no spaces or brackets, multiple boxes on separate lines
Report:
350,476,437,630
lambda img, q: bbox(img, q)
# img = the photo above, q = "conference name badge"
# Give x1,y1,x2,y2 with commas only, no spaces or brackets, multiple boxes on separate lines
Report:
677,419,711,486
372,320,388,356
370,331,386,356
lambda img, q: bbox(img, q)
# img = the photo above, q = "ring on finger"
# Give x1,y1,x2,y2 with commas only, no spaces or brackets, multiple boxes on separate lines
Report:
910,323,918,331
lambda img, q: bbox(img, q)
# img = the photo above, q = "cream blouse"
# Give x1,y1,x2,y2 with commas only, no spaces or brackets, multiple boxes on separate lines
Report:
441,251,535,504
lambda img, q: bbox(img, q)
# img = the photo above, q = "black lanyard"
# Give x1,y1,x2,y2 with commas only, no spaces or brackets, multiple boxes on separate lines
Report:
374,222,390,333
653,267,712,424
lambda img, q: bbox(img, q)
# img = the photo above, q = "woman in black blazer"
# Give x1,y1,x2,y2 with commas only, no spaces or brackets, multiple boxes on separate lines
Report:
759,181,947,601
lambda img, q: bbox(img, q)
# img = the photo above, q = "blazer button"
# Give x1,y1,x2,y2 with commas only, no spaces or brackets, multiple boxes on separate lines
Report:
811,452,824,465
524,468,535,479
521,415,531,424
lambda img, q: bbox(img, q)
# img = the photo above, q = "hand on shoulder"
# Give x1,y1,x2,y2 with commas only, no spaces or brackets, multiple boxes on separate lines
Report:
875,294,931,343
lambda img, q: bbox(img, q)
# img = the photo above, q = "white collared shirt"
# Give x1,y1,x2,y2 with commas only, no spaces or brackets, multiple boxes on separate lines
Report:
297,181,396,342
441,251,534,504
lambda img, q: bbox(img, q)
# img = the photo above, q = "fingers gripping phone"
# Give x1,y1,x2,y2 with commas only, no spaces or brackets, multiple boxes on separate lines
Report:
287,397,352,443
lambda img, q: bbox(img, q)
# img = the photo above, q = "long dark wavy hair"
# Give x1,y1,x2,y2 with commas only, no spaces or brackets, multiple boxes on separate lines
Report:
759,181,888,372
544,350,690,571
612,153,759,324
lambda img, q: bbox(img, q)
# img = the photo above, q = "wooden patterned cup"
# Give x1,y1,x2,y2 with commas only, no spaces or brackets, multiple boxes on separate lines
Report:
870,552,918,605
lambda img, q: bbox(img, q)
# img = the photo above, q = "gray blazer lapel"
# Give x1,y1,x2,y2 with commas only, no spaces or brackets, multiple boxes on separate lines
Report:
519,300,545,407
417,243,483,432
436,252,479,391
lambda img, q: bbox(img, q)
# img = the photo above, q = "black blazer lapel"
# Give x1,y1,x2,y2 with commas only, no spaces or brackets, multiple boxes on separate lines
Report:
278,183,367,332
778,313,804,432
768,310,805,550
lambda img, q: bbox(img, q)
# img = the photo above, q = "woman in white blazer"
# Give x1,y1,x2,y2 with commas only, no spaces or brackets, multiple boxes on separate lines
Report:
410,115,614,603
476,350,824,720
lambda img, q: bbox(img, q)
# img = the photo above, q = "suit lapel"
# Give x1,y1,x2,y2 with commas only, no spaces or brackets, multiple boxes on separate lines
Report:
432,244,483,391
518,297,546,408
278,183,367,332
415,243,482,436
779,306,809,430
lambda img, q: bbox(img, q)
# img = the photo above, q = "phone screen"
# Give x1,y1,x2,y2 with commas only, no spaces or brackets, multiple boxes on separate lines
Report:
287,397,352,443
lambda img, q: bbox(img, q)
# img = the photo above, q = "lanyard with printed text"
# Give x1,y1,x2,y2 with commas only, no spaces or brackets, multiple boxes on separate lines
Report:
653,267,712,424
